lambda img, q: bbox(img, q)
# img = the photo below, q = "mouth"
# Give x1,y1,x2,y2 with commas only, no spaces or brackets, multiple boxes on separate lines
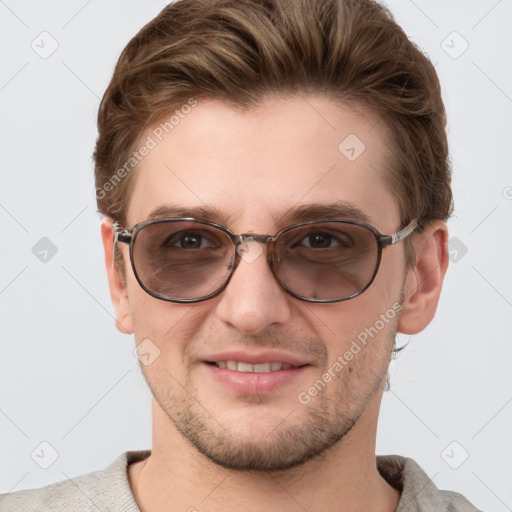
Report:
201,352,311,394
207,361,298,372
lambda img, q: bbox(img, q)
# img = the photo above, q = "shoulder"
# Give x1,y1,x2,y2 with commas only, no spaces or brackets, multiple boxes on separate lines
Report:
0,450,150,512
377,454,483,512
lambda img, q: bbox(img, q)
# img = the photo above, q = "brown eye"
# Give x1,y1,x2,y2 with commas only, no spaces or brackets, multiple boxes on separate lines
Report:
166,231,209,249
293,230,353,250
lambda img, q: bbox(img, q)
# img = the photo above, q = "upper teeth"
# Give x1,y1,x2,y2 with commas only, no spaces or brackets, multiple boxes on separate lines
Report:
215,361,293,372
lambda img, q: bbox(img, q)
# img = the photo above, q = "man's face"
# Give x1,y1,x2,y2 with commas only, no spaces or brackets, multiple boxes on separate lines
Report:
117,95,408,470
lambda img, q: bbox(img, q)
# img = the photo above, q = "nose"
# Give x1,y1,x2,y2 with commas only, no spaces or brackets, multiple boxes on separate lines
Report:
215,240,291,335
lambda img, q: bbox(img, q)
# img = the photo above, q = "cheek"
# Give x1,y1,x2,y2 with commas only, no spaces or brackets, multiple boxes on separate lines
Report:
128,291,210,365
126,275,181,336
335,317,397,369
321,313,398,410
315,284,402,378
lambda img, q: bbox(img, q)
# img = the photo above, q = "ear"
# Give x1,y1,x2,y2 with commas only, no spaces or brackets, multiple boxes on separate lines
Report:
397,220,449,335
100,218,134,335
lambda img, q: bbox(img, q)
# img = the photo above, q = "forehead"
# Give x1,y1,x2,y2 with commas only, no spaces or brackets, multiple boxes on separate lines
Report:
126,95,399,231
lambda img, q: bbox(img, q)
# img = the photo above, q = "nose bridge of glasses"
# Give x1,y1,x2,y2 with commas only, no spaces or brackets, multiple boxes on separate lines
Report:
236,233,273,245
233,233,275,266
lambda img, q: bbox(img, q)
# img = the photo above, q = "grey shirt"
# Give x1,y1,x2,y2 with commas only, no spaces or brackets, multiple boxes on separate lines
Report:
0,451,481,511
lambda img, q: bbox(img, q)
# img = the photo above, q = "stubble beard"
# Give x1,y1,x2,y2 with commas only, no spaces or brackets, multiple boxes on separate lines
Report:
142,326,397,472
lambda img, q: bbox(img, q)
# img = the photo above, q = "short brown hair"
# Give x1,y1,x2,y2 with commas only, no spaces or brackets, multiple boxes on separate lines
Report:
94,0,452,265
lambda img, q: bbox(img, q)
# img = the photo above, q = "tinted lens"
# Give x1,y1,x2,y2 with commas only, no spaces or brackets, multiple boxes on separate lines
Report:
132,221,234,300
274,222,379,300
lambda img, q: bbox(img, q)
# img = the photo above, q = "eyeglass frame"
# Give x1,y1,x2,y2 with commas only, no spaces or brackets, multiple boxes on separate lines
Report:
113,217,418,304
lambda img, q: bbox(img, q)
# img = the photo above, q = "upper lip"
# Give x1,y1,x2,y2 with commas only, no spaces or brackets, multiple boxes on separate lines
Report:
203,350,310,367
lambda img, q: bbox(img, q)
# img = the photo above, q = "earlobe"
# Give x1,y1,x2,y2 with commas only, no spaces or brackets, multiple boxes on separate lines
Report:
397,221,449,335
100,218,134,335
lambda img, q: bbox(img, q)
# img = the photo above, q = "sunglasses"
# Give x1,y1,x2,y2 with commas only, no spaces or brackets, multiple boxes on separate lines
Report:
113,217,417,303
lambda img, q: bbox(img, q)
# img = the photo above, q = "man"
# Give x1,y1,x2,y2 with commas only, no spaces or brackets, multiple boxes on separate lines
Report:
1,0,481,510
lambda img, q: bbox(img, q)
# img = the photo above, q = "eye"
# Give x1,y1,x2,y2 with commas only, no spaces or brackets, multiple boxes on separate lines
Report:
165,231,214,250
299,231,351,249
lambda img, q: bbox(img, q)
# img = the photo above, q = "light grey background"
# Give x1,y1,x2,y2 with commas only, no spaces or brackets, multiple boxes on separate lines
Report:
0,1,511,510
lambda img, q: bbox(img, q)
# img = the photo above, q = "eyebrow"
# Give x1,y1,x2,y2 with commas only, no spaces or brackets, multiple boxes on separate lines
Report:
277,202,371,225
147,205,235,225
145,201,371,229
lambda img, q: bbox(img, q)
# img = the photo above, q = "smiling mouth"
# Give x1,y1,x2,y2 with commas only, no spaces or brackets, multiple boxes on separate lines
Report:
207,361,302,372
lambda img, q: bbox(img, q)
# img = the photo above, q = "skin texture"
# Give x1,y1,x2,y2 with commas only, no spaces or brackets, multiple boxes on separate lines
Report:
101,95,449,511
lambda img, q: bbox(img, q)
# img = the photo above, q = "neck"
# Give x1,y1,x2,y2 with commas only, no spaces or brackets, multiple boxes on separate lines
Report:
129,397,400,512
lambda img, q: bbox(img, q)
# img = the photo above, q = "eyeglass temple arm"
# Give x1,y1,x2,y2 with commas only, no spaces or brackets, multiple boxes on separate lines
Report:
113,222,132,245
380,219,419,247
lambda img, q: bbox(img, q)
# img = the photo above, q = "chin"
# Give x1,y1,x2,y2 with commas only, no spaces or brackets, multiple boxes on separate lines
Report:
168,397,357,472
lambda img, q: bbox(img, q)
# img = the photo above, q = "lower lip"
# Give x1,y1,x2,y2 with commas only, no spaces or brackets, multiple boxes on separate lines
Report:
203,363,309,394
